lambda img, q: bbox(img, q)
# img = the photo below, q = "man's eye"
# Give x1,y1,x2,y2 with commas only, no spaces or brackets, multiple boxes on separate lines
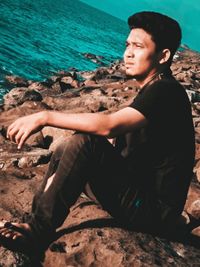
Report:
135,43,142,48
125,42,129,47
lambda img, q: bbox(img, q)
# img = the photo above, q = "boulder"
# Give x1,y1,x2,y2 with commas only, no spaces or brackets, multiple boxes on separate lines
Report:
28,81,49,91
0,144,52,170
91,68,110,81
5,75,28,87
3,87,43,110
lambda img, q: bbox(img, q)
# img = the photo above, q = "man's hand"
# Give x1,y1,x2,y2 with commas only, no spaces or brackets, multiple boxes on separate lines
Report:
7,111,47,149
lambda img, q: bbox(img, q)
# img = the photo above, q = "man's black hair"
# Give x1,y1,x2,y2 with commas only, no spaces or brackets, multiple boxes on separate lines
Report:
128,11,182,60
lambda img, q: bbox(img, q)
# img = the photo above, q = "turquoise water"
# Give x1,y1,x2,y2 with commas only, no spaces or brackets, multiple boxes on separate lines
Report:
0,0,128,101
81,0,200,53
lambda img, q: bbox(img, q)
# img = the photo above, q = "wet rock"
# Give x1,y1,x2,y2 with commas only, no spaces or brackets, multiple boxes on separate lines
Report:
82,52,105,65
5,75,28,87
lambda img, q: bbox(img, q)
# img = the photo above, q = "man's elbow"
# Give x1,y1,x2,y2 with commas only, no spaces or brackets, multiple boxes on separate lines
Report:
95,114,117,138
96,128,113,138
100,126,119,138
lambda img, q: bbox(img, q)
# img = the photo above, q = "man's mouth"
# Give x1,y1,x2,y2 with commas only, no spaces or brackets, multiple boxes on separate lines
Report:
125,62,134,66
125,63,134,68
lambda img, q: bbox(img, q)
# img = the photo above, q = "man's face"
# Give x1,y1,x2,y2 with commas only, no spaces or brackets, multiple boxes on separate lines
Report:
124,28,160,83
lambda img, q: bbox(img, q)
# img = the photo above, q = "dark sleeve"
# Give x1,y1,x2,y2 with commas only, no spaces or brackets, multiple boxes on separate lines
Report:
130,81,172,122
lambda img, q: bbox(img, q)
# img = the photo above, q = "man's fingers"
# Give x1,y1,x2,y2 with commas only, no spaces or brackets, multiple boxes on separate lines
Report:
15,129,25,145
7,128,18,142
7,123,29,149
7,122,17,138
6,113,42,147
7,125,22,142
18,132,29,149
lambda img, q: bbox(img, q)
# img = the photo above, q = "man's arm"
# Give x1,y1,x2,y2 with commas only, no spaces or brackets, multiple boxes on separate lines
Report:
7,107,147,149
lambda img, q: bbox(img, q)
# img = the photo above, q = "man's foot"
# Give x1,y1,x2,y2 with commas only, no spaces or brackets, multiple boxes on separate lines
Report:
0,221,45,260
0,221,31,240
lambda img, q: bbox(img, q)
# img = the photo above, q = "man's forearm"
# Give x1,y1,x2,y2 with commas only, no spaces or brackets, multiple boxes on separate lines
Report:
44,111,111,136
7,107,146,149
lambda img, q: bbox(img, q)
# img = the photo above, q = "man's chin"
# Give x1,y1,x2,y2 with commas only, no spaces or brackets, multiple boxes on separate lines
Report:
125,69,137,78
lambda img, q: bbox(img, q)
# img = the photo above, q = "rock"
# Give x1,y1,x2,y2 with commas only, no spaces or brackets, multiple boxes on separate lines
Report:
58,77,79,92
57,71,78,80
83,79,97,87
91,67,110,81
5,75,28,87
22,89,43,102
3,87,28,109
3,87,43,110
176,72,188,82
28,81,49,91
187,200,200,219
0,133,5,144
194,72,200,80
79,71,94,81
61,76,79,88
59,81,74,91
42,127,73,151
195,166,200,182
191,226,200,237
51,81,64,94
42,196,200,267
25,131,46,148
0,144,52,170
82,53,105,65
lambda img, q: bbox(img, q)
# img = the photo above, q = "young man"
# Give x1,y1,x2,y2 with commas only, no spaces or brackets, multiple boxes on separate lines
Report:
0,11,195,257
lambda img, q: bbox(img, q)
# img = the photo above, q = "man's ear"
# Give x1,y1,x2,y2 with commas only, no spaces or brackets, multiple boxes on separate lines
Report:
159,49,171,64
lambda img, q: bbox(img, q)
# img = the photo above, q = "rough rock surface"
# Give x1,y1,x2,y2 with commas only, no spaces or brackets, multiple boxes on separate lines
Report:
0,48,200,266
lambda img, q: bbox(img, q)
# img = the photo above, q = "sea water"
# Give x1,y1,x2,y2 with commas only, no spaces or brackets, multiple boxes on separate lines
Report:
0,0,128,102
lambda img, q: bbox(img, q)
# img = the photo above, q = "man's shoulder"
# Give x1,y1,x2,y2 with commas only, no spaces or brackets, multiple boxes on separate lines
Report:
142,76,185,98
148,76,182,90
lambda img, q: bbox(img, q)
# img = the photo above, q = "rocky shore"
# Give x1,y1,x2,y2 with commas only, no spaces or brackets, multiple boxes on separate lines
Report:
0,48,200,266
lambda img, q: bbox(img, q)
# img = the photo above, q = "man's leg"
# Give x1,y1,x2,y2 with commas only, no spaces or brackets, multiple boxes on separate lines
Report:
0,132,149,252
29,132,136,240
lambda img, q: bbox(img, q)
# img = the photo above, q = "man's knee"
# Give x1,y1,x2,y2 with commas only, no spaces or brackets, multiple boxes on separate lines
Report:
72,132,94,144
52,133,92,156
72,132,106,150
52,138,69,158
52,133,105,160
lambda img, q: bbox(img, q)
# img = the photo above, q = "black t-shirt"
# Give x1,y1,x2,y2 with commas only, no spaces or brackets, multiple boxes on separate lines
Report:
116,76,195,219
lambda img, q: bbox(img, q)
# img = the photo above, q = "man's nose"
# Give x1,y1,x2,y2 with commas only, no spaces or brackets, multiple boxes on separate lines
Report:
124,47,134,58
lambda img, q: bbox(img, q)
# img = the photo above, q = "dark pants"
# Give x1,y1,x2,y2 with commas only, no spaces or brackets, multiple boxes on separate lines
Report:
29,133,157,241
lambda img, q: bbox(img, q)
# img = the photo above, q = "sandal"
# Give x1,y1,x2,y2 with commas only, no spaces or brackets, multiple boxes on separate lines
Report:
0,221,45,261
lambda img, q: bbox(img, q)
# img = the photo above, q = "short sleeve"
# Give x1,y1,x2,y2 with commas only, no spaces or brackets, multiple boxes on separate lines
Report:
130,80,173,122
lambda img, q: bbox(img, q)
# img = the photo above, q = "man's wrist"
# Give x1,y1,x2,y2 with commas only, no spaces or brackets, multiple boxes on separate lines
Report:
39,111,49,126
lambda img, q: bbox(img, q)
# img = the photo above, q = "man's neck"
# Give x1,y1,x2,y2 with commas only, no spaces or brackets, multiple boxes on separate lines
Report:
136,71,160,89
136,68,172,89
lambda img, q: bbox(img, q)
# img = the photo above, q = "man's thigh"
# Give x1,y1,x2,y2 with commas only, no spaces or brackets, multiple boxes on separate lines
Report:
86,136,137,219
